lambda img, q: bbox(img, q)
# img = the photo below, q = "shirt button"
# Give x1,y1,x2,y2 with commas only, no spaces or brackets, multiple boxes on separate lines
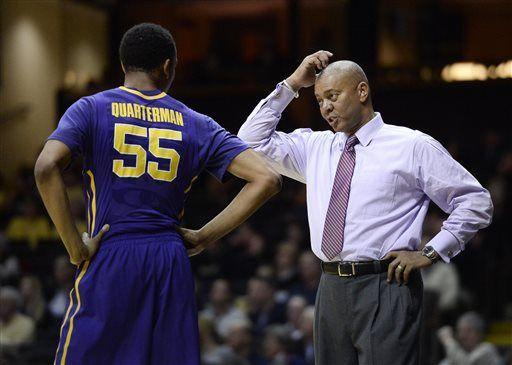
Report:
447,250,453,257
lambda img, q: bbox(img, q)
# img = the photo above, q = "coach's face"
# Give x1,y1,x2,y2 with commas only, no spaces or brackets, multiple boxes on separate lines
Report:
314,73,368,134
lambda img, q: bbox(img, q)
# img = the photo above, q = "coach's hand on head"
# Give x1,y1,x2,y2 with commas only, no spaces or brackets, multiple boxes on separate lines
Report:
285,50,333,92
384,250,433,285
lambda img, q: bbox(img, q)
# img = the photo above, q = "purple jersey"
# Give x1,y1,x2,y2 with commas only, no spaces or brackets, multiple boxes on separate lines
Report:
48,86,248,241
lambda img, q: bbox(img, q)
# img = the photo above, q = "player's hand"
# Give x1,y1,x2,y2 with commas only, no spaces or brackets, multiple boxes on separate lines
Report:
384,250,432,285
71,224,110,266
178,227,207,257
285,50,333,91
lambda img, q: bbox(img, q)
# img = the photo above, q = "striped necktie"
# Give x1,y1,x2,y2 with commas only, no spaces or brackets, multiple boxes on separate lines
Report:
321,135,359,261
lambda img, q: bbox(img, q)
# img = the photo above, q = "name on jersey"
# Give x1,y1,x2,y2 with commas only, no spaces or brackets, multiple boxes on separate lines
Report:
111,102,184,126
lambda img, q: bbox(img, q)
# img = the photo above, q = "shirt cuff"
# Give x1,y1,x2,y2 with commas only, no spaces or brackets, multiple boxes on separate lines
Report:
263,81,297,114
426,229,462,263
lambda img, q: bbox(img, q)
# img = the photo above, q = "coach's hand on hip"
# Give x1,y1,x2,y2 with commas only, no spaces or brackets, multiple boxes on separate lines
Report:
285,50,333,92
384,250,433,285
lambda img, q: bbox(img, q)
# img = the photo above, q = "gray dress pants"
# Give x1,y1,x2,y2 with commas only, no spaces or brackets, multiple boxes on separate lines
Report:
314,270,423,365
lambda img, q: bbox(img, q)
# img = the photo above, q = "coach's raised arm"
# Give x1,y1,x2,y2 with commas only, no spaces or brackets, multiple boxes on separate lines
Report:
237,51,493,365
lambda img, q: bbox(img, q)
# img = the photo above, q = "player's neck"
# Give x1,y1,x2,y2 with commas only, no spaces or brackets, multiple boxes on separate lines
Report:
124,72,160,91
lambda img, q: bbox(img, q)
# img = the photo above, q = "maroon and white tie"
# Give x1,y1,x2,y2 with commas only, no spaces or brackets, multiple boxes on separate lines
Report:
321,135,359,260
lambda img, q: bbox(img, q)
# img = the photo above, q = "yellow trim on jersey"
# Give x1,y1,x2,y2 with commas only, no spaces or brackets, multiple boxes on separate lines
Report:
53,289,75,365
86,171,97,235
184,176,198,194
86,190,91,235
119,86,167,100
60,261,90,365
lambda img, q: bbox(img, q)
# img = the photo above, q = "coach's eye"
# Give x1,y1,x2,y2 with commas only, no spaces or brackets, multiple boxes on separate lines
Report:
330,93,338,101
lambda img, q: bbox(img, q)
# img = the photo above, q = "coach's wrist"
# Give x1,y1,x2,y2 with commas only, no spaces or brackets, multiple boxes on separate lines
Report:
284,77,302,93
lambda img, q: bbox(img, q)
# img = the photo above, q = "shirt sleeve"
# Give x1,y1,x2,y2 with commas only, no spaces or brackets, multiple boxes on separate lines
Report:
413,134,493,262
199,116,250,182
47,97,93,156
237,82,310,183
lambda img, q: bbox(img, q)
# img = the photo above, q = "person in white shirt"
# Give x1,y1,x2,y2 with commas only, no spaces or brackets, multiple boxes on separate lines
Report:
237,51,493,364
438,311,502,365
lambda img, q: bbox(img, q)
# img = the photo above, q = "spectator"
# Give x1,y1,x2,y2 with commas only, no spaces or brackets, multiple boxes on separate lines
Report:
200,279,249,339
0,237,20,284
246,277,286,337
225,319,265,365
48,255,74,319
274,242,299,290
0,286,35,349
283,295,307,341
262,325,305,365
19,275,47,325
5,199,52,249
438,311,502,365
422,256,461,315
298,306,315,365
289,252,320,305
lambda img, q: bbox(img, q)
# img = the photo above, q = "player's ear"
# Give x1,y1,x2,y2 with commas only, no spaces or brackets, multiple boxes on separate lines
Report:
121,62,126,74
163,59,172,79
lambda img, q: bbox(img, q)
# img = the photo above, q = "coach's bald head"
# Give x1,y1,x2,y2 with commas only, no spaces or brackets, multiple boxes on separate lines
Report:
314,60,374,134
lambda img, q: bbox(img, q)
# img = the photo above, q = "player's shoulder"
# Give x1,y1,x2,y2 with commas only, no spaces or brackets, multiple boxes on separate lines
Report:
166,96,218,129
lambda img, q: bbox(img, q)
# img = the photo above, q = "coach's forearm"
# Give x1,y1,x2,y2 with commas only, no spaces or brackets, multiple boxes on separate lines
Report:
198,176,281,244
34,159,87,263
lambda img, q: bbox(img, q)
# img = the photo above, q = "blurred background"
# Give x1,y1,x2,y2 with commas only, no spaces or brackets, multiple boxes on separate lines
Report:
0,0,511,364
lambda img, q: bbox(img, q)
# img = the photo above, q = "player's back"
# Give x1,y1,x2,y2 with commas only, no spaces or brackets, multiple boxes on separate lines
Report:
49,86,247,242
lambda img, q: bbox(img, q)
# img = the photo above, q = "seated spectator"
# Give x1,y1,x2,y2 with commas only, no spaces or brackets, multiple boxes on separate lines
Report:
225,319,265,365
290,252,320,305
0,237,20,284
274,242,299,290
200,278,249,340
298,307,315,365
283,295,307,341
5,199,52,249
0,286,35,349
48,255,74,319
246,277,286,337
438,311,502,365
19,275,48,326
262,325,305,365
422,256,461,319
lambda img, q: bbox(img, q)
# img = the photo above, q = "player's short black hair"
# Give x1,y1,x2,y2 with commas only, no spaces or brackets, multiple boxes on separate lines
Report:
119,23,176,72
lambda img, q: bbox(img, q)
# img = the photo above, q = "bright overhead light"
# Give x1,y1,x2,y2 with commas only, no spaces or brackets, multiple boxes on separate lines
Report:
442,61,512,82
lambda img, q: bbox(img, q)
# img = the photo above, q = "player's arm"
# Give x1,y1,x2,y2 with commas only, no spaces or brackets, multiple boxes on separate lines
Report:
179,149,281,256
34,140,108,265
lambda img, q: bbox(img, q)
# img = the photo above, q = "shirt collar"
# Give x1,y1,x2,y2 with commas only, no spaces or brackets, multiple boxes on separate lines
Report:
347,112,384,147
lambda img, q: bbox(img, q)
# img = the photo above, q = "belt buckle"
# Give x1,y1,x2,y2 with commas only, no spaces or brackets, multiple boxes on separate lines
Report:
338,262,356,277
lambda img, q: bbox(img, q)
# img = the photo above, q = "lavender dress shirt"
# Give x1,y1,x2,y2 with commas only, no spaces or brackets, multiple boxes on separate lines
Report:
238,82,493,263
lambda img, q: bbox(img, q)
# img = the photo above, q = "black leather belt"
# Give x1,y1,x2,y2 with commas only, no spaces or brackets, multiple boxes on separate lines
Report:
321,258,392,277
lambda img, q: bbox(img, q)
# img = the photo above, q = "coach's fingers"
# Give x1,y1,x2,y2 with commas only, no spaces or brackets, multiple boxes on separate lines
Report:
403,265,413,285
395,262,404,285
312,57,324,70
315,50,333,57
318,53,331,67
387,256,400,283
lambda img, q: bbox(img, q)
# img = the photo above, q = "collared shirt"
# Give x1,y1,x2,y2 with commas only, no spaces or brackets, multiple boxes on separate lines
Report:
238,82,493,262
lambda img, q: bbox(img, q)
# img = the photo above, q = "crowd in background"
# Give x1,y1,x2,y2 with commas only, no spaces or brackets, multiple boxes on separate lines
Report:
0,127,511,364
